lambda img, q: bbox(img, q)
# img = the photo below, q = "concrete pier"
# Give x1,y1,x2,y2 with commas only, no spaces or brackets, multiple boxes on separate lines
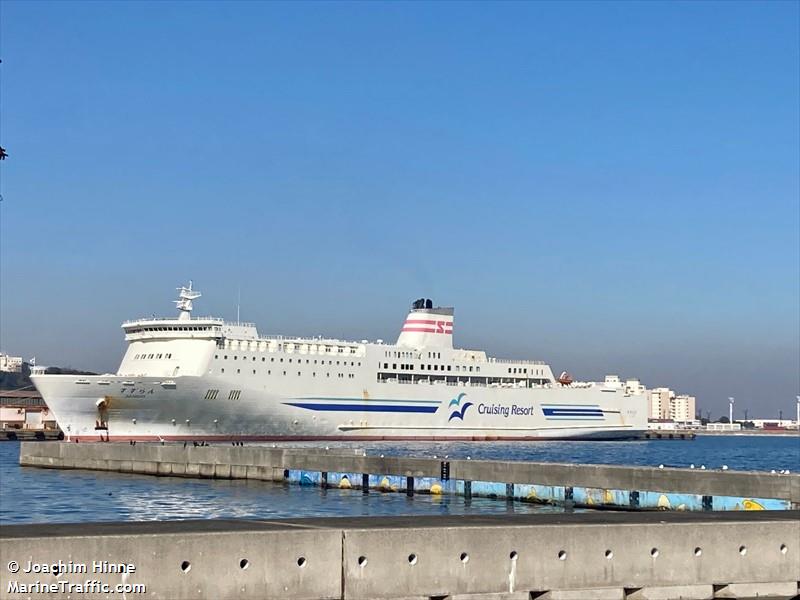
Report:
19,442,800,510
1,512,798,599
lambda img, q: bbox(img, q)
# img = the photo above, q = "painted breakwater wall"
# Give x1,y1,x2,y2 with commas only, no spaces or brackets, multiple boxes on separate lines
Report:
2,512,799,599
19,442,800,511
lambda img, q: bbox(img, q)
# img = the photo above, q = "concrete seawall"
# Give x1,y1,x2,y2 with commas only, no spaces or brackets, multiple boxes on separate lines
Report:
19,442,800,510
2,512,798,599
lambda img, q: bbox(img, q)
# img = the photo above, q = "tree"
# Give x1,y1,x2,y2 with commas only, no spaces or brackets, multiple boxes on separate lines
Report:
718,416,730,424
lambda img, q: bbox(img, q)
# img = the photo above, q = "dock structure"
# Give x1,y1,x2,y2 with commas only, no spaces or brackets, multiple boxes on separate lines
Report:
19,442,800,511
1,512,799,600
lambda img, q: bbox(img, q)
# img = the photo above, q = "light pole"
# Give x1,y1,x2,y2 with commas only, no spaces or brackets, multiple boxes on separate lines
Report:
728,397,735,425
796,396,800,432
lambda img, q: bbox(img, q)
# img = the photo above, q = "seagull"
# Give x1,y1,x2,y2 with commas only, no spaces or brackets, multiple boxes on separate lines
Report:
658,464,664,469
771,469,777,474
721,465,729,471
689,464,695,469
700,465,706,470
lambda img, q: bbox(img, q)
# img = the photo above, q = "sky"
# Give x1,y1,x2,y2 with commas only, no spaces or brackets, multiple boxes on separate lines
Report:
0,1,798,419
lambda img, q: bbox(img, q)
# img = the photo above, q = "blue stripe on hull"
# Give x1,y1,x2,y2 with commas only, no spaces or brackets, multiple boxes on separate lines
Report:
284,402,439,413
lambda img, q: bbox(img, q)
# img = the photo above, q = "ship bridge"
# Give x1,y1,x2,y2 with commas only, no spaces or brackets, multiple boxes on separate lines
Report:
122,318,258,342
117,282,258,378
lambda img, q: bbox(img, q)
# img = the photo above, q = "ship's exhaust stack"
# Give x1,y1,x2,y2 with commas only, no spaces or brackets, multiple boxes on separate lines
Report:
396,298,454,349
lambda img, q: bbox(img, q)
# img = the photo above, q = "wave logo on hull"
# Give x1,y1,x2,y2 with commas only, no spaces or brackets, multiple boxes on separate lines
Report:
447,393,473,422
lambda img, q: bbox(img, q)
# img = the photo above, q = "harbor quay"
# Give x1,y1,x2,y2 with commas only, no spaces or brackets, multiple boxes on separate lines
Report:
1,512,798,599
19,442,800,511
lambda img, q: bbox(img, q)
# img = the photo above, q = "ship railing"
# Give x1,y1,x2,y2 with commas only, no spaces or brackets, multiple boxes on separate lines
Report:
486,357,547,365
257,335,363,346
123,316,226,325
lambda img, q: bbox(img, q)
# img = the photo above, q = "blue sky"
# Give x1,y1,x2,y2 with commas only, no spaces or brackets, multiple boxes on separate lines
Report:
1,1,798,419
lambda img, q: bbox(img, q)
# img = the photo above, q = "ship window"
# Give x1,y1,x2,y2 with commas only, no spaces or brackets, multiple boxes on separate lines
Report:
268,370,271,375
237,369,240,374
298,371,301,376
253,357,256,361
271,358,275,362
224,355,228,360
358,362,361,366
289,359,292,363
157,354,162,359
384,363,389,369
393,364,397,370
253,370,256,374
283,371,287,376
234,356,238,360
469,366,473,372
476,367,480,372
447,365,451,371
221,368,225,373
280,358,284,363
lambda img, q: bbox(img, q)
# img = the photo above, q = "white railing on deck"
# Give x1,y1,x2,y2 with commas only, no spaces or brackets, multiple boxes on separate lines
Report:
487,357,546,365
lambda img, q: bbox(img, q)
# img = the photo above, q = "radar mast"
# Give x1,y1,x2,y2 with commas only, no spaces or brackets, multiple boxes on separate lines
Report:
174,281,201,321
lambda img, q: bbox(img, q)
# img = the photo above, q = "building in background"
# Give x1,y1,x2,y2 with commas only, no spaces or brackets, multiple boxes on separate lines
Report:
706,422,743,432
625,379,646,396
0,390,58,431
0,353,23,373
747,419,798,430
648,387,673,420
670,394,696,423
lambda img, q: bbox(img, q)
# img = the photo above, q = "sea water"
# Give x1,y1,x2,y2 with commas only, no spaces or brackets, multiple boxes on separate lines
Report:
1,435,797,524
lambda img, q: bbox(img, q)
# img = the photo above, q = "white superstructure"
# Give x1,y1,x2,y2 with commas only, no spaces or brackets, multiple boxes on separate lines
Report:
32,285,647,442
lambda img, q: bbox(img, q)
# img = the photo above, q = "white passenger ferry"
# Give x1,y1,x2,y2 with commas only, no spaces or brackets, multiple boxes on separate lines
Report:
32,283,647,442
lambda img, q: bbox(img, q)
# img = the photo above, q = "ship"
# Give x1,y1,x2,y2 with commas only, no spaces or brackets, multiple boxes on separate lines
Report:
32,283,647,442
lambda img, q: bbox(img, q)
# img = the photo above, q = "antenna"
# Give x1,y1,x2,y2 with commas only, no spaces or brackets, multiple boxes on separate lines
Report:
237,285,241,324
174,281,201,321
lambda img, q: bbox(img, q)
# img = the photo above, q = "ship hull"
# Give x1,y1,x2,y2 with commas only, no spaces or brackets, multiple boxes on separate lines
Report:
32,374,647,442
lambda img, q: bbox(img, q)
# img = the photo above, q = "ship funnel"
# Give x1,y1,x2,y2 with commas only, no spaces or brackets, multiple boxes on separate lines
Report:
396,299,454,349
